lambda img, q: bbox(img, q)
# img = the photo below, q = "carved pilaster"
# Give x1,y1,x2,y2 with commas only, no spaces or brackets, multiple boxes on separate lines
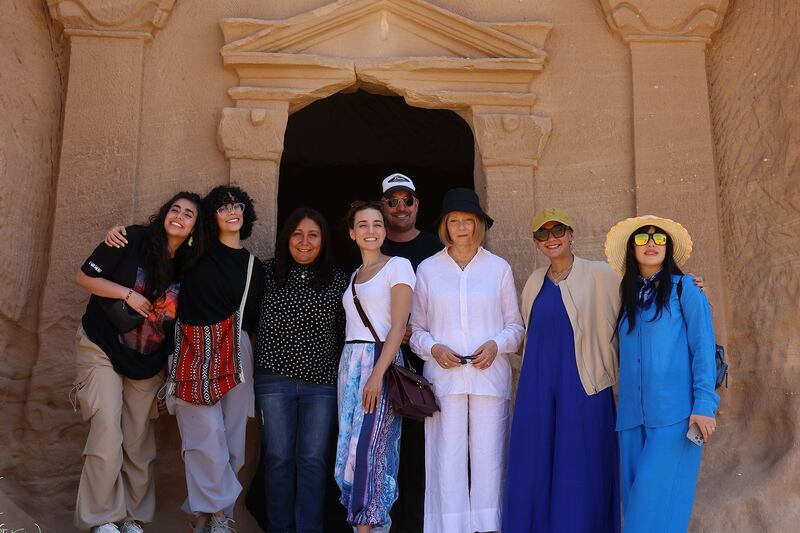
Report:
599,0,729,339
474,111,552,289
217,106,288,162
48,0,176,39
599,0,728,43
473,112,551,168
218,104,289,258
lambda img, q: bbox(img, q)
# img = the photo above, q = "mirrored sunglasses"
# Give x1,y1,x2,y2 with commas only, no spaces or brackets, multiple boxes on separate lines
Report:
384,196,415,208
634,232,668,246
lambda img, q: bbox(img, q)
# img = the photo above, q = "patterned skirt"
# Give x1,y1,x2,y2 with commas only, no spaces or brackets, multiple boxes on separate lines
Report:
335,341,402,530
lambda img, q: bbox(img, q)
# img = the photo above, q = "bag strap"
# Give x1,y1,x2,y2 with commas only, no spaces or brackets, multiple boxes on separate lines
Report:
238,254,255,336
675,275,686,326
351,270,381,344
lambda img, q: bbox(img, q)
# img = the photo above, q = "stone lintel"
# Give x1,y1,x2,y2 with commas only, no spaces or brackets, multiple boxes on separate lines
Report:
599,0,729,45
48,0,176,39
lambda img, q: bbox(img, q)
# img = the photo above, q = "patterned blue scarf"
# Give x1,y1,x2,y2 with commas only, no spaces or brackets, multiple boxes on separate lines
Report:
637,268,662,308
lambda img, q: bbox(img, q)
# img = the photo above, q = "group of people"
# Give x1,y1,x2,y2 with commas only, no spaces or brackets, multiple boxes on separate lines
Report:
72,172,720,533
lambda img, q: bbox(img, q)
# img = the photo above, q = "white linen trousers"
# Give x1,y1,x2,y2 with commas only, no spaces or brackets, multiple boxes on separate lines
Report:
424,393,509,533
169,334,255,517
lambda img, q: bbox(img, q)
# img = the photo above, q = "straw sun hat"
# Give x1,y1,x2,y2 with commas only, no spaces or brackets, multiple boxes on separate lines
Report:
604,215,693,276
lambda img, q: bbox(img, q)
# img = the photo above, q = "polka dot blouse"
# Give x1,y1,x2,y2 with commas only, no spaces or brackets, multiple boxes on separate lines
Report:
254,258,348,385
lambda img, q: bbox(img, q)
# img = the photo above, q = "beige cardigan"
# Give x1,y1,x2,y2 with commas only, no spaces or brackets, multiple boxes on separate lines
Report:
520,256,621,395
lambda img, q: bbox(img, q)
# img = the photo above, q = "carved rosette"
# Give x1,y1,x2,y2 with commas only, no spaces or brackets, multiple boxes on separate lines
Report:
599,0,729,43
48,0,176,39
473,113,552,168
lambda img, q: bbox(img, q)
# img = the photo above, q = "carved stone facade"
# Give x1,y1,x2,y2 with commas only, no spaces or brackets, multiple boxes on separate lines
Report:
216,0,553,279
2,0,798,531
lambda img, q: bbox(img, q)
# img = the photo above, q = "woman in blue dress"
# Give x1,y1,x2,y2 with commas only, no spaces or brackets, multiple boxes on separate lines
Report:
604,215,718,532
504,208,621,533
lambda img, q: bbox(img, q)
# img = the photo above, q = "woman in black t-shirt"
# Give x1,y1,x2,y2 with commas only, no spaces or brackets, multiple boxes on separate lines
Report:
73,191,203,533
253,207,348,532
167,185,265,533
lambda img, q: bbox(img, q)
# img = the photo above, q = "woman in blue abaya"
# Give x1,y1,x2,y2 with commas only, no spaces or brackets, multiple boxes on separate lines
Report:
503,208,620,533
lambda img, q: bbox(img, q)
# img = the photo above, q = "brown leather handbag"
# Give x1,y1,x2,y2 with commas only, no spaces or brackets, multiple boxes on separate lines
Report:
350,277,439,421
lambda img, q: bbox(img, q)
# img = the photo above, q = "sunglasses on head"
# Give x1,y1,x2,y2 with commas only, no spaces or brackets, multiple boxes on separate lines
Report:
633,232,668,246
533,223,568,242
383,196,415,208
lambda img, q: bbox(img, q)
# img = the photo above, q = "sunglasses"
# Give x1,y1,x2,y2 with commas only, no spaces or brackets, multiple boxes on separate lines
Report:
633,232,668,246
533,223,568,242
383,196,415,208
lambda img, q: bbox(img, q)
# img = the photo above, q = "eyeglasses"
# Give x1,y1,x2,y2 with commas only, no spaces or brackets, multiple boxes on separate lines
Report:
217,202,245,215
383,196,415,208
633,232,668,246
533,223,568,242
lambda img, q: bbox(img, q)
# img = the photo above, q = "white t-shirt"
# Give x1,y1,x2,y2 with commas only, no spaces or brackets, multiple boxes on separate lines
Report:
343,256,416,342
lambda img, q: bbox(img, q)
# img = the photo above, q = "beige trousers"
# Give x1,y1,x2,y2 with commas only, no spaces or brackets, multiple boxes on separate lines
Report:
73,328,162,530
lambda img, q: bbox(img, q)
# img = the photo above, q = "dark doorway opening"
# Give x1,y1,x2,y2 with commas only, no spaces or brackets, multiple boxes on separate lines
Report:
277,90,475,267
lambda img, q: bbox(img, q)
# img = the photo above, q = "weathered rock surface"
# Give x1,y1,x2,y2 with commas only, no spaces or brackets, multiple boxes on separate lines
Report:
696,1,800,531
0,1,797,532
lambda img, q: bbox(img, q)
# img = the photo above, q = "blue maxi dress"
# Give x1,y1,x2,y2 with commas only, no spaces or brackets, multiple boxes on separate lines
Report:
503,277,620,532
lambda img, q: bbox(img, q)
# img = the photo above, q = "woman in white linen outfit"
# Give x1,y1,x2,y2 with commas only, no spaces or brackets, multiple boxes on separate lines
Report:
409,188,524,533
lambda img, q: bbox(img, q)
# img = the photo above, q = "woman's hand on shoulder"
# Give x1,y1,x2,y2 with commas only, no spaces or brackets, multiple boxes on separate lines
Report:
431,343,461,369
686,272,707,293
689,413,717,442
105,225,128,248
471,339,498,370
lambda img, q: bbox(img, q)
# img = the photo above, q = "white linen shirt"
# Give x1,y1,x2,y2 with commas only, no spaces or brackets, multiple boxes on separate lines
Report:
410,247,524,399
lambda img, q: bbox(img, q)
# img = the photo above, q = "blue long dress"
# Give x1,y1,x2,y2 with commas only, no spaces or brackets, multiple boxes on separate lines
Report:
503,277,620,532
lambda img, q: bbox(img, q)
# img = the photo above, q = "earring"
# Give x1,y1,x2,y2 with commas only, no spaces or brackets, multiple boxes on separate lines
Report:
188,234,193,247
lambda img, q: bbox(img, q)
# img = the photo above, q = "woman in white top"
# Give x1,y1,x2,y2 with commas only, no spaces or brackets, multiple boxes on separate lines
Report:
335,201,415,533
410,188,524,533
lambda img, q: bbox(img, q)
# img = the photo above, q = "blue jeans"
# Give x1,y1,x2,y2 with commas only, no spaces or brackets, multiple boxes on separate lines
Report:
254,372,338,533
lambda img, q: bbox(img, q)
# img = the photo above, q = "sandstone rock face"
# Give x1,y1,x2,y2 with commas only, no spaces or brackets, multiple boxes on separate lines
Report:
0,1,797,532
696,1,800,531
0,0,66,526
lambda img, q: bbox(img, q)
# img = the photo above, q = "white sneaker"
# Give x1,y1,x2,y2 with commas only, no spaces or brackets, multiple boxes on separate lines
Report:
92,524,120,533
207,516,236,533
120,521,144,533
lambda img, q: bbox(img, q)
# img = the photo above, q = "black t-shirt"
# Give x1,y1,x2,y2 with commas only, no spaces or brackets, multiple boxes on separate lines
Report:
178,240,265,335
80,226,179,379
382,231,442,271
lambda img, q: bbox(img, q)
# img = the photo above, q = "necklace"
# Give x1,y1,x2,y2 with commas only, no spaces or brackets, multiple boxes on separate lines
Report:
548,263,573,284
450,248,477,270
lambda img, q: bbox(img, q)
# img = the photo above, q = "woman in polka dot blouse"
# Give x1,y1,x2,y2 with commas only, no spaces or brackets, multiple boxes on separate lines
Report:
253,207,349,532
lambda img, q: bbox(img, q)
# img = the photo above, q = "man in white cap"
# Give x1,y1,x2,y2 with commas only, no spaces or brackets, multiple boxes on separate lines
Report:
379,172,442,270
380,172,440,533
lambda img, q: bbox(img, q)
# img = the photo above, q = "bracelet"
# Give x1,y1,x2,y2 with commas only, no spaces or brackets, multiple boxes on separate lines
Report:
124,289,133,302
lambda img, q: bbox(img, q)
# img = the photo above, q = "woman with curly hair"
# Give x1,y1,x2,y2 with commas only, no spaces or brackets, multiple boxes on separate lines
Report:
74,191,204,533
103,185,265,532
168,185,265,533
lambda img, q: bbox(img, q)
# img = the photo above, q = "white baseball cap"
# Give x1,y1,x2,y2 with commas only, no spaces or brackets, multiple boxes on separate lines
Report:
381,173,416,197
